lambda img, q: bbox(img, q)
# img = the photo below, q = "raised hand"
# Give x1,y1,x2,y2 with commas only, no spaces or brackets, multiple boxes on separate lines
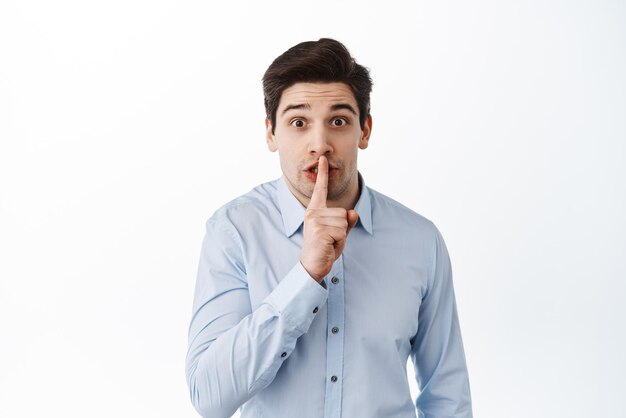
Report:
300,156,359,282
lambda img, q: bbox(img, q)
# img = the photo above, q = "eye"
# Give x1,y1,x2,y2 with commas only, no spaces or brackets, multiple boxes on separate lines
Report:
290,119,305,128
332,117,348,127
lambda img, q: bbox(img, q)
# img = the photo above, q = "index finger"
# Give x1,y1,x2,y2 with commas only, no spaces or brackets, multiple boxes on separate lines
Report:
309,155,328,208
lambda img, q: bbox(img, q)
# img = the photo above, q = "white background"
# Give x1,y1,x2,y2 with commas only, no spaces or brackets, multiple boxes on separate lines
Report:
1,1,625,417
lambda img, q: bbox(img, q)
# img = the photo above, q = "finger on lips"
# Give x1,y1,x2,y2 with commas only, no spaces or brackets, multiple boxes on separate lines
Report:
309,155,328,208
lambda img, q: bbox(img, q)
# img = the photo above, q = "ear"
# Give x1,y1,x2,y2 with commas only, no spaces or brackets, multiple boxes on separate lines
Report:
358,114,372,150
265,118,278,152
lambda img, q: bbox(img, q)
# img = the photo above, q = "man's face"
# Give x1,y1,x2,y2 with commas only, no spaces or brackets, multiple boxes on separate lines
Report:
266,82,372,208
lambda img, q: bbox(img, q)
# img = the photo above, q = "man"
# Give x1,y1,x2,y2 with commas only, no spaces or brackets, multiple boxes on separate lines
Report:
186,38,472,418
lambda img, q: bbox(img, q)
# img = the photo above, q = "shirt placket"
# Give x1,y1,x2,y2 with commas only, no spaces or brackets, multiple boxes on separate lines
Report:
323,254,345,418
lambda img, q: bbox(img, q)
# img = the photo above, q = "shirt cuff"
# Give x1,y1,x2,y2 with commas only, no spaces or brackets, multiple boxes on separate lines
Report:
266,262,329,334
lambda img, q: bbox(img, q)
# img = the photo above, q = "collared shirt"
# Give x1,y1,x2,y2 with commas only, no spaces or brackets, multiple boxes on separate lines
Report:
186,175,472,418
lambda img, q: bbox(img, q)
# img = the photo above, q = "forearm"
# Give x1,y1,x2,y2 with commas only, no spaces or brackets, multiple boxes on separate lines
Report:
412,304,472,418
187,303,298,417
412,224,473,417
186,261,327,418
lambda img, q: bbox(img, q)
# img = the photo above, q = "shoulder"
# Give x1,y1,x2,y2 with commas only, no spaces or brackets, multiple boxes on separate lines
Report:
206,179,281,231
366,187,450,277
367,186,438,237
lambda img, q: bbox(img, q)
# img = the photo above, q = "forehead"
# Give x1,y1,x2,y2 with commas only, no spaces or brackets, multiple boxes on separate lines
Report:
278,82,357,111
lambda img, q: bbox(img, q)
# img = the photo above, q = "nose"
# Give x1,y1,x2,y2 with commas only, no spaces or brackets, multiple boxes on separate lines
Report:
307,125,333,156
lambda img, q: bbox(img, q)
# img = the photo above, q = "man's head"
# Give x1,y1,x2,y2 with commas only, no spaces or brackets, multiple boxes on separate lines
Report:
263,38,372,135
263,39,373,210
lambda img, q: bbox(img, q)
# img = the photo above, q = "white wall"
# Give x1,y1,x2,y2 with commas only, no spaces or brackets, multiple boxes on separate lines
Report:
1,1,624,417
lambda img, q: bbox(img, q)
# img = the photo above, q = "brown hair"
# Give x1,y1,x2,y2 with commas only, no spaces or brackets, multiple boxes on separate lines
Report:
262,38,373,134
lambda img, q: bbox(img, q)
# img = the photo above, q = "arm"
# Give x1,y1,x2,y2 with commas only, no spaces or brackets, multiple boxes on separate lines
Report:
410,225,473,418
185,217,328,418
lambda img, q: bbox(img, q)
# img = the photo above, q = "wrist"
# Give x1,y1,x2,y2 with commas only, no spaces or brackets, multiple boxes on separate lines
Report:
299,260,325,283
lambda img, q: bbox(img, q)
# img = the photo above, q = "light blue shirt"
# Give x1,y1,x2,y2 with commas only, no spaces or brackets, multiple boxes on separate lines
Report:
186,175,472,418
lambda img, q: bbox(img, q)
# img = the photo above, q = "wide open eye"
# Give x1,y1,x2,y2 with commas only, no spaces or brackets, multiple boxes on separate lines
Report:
332,117,348,127
290,119,305,128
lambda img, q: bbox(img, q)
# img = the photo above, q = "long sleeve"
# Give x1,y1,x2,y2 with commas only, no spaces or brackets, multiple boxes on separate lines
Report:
185,217,328,418
410,226,473,418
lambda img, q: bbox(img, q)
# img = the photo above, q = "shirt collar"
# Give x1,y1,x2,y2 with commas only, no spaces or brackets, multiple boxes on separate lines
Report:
276,173,373,237
353,173,373,235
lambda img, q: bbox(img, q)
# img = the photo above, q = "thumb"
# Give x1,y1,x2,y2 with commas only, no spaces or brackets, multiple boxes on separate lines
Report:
346,209,359,235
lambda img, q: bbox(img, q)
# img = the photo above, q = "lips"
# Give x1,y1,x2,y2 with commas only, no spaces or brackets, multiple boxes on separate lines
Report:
303,161,339,181
304,160,339,173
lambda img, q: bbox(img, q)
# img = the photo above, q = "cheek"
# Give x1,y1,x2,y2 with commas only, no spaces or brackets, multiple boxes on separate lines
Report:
278,150,298,172
341,144,359,161
279,145,304,163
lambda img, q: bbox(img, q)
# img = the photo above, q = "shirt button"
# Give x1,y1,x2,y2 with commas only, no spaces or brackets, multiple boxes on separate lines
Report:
281,352,287,358
331,277,339,284
331,326,339,334
331,375,338,382
313,307,319,314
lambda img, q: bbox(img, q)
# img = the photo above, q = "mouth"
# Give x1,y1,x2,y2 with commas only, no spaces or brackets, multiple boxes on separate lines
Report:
304,161,338,173
304,161,319,174
303,161,339,180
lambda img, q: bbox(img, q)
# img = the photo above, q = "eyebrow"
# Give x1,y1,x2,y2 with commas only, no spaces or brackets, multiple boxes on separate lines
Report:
281,103,310,115
281,103,358,116
330,103,357,115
